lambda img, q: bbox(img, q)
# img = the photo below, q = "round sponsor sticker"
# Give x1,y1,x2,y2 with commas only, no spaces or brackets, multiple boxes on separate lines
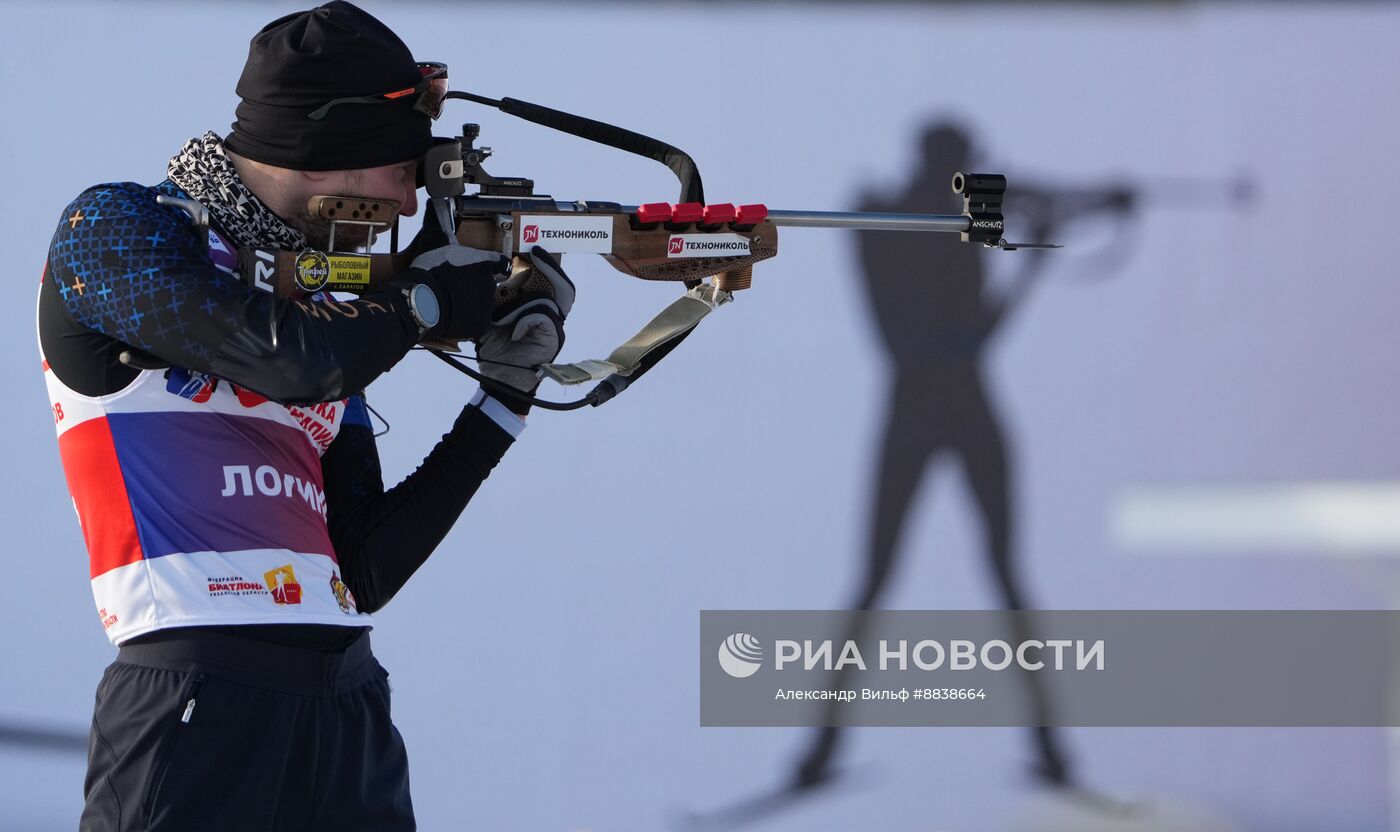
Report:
294,250,331,292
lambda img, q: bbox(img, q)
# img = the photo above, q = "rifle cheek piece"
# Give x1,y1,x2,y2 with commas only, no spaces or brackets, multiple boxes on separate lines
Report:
952,171,1007,247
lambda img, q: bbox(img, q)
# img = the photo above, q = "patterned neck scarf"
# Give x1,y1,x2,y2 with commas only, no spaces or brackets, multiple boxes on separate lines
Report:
166,132,307,251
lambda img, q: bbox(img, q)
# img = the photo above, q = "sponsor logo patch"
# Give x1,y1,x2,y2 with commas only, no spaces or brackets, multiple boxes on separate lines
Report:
207,575,270,598
516,215,613,253
232,384,269,409
295,251,331,292
264,564,303,605
166,368,218,403
286,401,341,453
295,251,372,293
665,233,752,259
330,571,356,614
250,249,277,293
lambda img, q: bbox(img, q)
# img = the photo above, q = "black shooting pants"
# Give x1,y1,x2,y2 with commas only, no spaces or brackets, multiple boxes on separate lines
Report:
80,629,414,831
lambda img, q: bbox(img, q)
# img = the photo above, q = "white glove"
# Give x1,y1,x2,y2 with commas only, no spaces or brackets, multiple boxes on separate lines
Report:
475,246,574,407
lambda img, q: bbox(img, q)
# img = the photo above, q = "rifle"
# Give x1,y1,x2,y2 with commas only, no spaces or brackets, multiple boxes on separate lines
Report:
224,91,1054,410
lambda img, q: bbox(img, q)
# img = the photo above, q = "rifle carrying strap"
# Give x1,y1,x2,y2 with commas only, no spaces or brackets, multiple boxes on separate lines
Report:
541,284,730,385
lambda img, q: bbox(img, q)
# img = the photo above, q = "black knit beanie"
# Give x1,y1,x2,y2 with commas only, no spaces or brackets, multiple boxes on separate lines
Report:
225,1,433,171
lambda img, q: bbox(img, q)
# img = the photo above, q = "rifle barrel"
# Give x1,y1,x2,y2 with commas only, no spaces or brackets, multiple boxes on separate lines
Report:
763,210,969,233
456,197,974,234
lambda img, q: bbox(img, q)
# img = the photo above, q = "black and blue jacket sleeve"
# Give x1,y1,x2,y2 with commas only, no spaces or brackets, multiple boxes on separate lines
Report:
43,181,420,403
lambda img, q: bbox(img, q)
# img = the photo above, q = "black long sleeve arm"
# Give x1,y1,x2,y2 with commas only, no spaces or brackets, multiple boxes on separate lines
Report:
320,401,515,613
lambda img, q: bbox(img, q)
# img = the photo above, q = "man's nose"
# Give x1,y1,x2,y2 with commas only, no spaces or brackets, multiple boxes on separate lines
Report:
399,186,418,218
